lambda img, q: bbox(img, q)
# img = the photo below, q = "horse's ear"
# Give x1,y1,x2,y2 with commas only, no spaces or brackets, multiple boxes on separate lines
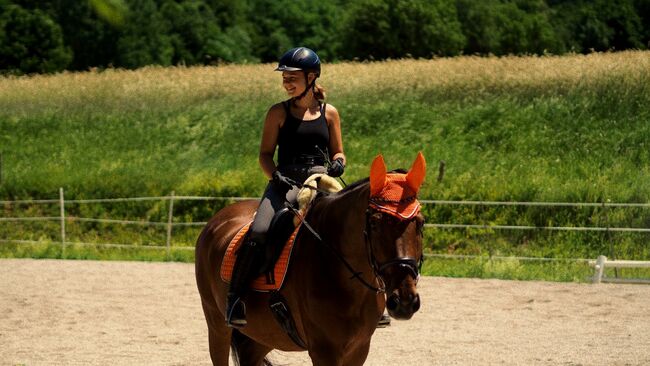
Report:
406,152,426,193
370,154,387,196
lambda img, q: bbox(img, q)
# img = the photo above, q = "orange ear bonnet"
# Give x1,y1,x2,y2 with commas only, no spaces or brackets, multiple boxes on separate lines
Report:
368,153,426,219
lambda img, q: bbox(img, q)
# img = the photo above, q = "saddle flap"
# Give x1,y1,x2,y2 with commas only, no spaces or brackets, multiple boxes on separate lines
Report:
220,222,301,292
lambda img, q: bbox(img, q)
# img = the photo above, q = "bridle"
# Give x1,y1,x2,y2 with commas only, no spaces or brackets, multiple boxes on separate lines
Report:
364,203,423,292
287,182,423,294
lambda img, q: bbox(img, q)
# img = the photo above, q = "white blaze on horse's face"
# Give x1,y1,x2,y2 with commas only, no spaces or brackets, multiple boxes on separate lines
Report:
367,153,426,320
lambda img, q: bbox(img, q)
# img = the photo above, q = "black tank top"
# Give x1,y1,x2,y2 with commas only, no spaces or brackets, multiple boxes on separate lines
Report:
277,100,330,167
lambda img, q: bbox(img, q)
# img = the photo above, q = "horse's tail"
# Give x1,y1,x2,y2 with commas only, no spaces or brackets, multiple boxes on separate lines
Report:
230,329,274,366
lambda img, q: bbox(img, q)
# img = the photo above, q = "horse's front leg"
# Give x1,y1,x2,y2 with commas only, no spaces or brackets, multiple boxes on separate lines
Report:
344,340,372,366
200,300,232,365
308,340,371,366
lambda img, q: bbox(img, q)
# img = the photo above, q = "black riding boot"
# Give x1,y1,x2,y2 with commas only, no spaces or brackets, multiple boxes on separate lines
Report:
225,240,259,328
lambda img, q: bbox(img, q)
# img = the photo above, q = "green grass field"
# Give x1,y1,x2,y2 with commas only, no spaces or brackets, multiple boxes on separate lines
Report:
1,51,649,281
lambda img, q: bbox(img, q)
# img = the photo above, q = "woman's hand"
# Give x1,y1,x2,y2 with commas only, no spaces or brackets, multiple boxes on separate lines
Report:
272,170,295,190
327,158,345,177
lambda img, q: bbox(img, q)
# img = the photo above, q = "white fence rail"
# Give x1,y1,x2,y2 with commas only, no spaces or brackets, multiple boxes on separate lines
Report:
0,189,257,255
2,189,650,276
589,255,650,284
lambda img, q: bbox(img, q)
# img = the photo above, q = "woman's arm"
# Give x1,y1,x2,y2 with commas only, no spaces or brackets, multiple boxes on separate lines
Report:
326,104,346,165
259,104,285,179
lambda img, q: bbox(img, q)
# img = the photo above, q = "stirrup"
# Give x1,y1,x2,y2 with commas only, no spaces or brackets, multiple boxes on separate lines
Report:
226,297,247,328
377,313,391,328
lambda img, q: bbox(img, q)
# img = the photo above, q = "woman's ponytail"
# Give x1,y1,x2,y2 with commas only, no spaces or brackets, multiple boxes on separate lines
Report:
313,83,326,101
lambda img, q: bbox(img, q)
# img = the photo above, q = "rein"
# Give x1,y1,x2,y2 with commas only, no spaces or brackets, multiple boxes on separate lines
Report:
284,192,422,294
285,203,385,293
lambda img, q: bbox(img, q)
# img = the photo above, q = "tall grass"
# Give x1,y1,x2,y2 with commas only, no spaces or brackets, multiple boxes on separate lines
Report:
1,51,649,280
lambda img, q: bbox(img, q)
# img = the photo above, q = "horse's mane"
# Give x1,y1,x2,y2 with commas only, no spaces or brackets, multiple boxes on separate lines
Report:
339,169,408,193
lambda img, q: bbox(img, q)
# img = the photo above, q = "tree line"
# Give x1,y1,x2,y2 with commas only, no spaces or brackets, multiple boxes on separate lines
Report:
1,0,649,74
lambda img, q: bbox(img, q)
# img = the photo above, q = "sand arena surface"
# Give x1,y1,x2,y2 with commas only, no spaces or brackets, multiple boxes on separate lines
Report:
1,259,649,365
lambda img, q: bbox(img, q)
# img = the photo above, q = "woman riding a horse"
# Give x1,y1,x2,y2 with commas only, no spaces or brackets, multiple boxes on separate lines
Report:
196,47,425,365
226,47,346,327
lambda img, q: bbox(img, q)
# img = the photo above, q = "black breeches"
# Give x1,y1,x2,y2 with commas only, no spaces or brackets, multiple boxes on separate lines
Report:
248,165,326,245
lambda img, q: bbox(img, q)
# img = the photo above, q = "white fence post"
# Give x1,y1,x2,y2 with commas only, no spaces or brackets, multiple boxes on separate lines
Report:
166,191,175,257
593,255,607,284
59,187,66,258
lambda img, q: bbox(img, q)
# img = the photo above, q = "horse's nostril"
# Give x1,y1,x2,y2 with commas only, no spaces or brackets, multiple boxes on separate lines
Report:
412,294,421,312
386,295,400,311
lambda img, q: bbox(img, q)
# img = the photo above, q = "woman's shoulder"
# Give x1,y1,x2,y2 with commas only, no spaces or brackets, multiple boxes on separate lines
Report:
323,103,340,123
266,102,287,120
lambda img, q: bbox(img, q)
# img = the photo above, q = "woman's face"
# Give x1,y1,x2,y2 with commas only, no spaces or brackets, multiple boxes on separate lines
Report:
282,71,314,97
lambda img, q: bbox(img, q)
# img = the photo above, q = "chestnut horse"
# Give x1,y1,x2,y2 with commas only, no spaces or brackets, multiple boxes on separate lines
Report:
195,153,426,365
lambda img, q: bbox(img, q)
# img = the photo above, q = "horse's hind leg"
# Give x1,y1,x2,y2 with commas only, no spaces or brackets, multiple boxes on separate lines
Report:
201,301,232,365
231,329,273,366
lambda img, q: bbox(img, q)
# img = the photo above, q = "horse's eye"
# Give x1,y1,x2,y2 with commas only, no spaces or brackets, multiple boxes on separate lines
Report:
369,212,382,229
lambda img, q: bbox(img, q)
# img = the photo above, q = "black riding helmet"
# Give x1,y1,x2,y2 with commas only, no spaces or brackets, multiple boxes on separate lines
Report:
275,47,321,100
275,47,321,76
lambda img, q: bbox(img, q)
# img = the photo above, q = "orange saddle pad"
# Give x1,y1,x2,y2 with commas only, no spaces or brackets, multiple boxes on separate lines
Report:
220,222,301,292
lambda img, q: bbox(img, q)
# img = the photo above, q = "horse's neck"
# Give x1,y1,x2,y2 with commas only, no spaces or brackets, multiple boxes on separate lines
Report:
309,183,371,275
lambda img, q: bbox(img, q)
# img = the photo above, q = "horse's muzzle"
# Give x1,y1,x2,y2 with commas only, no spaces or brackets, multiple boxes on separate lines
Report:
386,291,420,320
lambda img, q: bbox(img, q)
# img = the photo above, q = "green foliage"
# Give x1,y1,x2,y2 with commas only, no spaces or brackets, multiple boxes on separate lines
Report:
248,0,344,62
551,0,644,52
457,0,562,55
161,0,219,65
116,0,173,67
0,241,195,262
205,25,257,63
421,256,595,281
1,0,650,73
0,4,72,73
636,0,650,46
89,0,128,26
2,50,650,280
342,0,465,58
55,1,120,70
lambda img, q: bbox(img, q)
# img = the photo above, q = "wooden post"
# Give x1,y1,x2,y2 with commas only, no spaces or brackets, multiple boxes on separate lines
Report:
166,191,175,258
437,160,445,183
593,255,607,284
60,187,66,258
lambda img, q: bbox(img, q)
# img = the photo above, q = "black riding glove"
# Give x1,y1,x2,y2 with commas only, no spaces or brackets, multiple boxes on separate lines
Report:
327,158,345,177
272,170,294,191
